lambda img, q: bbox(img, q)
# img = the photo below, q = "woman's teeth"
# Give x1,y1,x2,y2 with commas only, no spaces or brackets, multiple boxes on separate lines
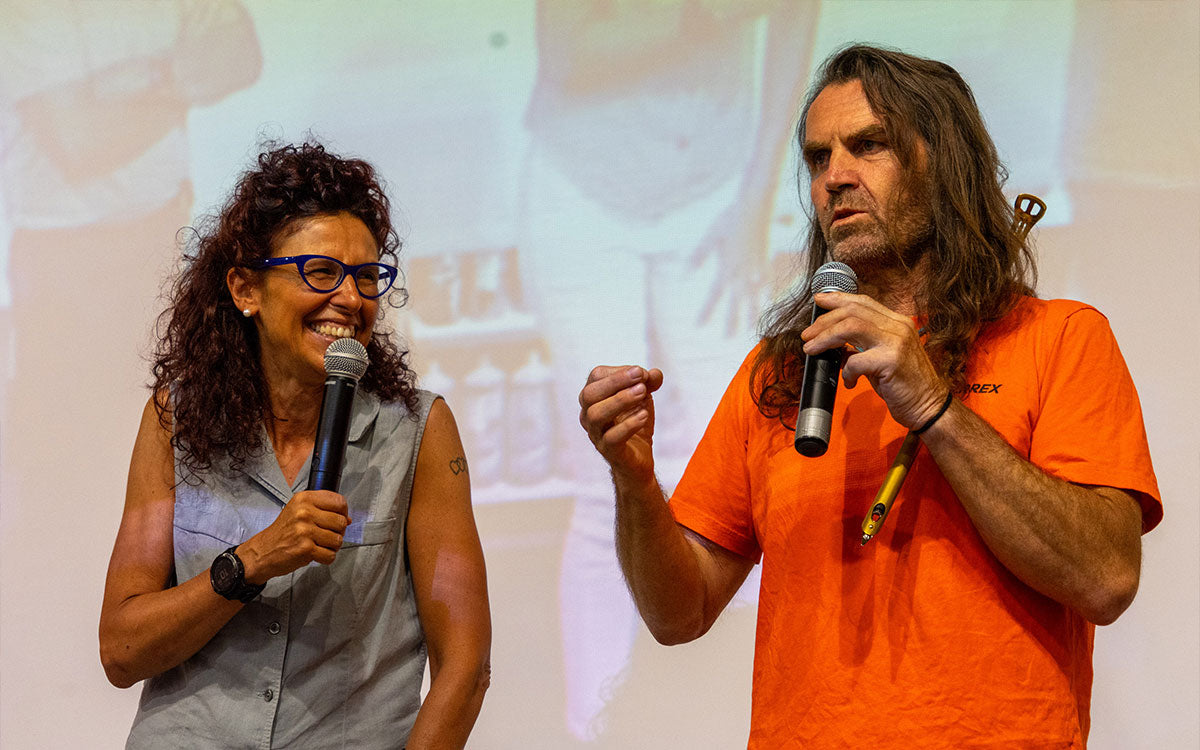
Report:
309,322,356,338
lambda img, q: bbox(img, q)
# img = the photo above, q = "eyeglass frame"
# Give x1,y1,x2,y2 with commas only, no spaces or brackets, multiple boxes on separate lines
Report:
246,254,399,299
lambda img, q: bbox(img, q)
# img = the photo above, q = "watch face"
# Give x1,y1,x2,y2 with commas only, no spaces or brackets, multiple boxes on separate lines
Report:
211,552,239,593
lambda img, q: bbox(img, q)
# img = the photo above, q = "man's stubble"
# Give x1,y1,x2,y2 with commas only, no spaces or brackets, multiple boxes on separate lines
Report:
825,178,935,280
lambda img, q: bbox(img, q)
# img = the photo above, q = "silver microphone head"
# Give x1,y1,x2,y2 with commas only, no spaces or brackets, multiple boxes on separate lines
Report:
323,338,369,382
810,261,859,295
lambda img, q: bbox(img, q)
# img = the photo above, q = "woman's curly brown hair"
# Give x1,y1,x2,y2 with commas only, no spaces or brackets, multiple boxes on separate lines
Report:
753,45,1036,422
152,141,419,479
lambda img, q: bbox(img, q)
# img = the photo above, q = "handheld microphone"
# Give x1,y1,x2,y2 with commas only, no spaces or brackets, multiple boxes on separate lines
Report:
794,261,858,457
308,338,369,492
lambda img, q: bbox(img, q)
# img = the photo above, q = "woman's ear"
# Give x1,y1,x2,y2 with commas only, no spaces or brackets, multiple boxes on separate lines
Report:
226,266,259,317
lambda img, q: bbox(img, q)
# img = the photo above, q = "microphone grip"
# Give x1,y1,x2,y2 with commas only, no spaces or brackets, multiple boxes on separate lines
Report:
308,375,358,492
794,304,844,457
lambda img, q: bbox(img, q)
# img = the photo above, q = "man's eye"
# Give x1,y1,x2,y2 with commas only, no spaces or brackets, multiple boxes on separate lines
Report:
860,139,883,154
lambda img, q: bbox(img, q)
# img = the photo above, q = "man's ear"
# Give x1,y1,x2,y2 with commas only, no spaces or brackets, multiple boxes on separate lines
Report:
226,266,259,316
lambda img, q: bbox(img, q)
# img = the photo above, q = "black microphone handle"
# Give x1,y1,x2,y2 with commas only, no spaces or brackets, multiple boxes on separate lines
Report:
794,304,844,457
308,375,359,492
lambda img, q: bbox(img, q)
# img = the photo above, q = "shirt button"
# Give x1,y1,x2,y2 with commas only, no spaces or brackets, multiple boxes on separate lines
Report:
267,621,281,635
262,688,274,702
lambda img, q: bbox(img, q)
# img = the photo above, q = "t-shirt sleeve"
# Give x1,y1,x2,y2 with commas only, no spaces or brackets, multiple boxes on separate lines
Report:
1030,304,1162,532
668,353,762,562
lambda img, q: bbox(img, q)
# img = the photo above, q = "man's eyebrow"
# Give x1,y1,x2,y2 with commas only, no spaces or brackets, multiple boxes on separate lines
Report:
801,138,828,161
802,124,890,157
852,124,889,142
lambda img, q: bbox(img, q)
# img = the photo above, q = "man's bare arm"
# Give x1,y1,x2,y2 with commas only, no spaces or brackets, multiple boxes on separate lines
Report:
580,366,753,644
918,401,1142,625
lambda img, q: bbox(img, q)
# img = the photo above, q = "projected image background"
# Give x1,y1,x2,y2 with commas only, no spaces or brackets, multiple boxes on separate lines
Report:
1,1,1196,747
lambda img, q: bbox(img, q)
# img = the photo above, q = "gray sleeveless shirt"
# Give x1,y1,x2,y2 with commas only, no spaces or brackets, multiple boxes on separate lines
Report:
127,390,436,749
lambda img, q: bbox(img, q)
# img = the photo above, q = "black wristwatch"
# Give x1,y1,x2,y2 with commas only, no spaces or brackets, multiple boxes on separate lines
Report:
210,546,265,603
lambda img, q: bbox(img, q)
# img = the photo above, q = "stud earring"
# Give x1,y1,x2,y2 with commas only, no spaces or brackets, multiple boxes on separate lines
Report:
242,308,253,318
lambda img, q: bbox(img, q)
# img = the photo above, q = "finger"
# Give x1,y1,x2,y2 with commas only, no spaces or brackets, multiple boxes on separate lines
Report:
579,365,651,409
610,393,656,430
310,525,345,551
812,291,852,309
810,293,913,337
597,408,650,451
310,545,338,565
804,296,881,332
310,508,351,534
586,364,640,385
645,368,664,393
581,382,653,438
296,490,350,515
801,302,847,342
802,315,880,357
812,291,908,321
804,298,913,353
841,349,886,388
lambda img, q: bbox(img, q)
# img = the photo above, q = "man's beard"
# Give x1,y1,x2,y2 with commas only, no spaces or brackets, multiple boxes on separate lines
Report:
824,186,933,275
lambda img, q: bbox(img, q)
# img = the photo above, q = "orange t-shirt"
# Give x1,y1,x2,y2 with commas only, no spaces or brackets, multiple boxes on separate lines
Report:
669,298,1161,749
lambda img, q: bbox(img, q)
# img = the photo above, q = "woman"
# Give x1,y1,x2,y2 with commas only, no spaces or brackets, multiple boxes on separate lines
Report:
99,142,491,749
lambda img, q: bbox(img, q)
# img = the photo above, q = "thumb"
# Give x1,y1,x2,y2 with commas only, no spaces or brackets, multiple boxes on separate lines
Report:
646,368,665,393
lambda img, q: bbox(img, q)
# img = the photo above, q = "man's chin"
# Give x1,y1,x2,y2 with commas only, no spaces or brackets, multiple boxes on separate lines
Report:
829,234,890,269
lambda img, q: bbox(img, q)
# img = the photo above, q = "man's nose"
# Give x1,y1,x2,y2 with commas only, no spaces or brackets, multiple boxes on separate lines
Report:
822,149,859,193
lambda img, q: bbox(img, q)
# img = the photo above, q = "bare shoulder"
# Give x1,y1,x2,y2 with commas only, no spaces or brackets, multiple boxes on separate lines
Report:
128,394,176,507
416,397,468,477
421,396,458,442
411,398,472,521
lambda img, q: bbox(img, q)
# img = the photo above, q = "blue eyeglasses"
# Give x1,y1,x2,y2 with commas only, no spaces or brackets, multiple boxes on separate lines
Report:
249,254,399,299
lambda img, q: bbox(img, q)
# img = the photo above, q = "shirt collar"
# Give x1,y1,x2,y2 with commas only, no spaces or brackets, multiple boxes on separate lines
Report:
246,388,382,502
347,387,381,443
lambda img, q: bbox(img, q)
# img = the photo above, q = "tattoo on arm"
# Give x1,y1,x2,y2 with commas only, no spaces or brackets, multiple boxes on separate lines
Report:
449,456,468,476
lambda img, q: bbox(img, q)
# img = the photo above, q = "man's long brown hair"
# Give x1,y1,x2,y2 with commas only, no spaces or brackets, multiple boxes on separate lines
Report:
753,45,1036,422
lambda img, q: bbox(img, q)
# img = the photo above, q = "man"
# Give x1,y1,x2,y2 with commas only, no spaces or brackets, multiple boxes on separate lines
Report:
578,45,1160,747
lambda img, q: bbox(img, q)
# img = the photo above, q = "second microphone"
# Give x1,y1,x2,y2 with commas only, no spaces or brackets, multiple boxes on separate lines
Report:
794,261,858,458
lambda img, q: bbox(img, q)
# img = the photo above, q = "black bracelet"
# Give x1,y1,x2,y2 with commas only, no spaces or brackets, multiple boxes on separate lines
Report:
913,390,954,435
